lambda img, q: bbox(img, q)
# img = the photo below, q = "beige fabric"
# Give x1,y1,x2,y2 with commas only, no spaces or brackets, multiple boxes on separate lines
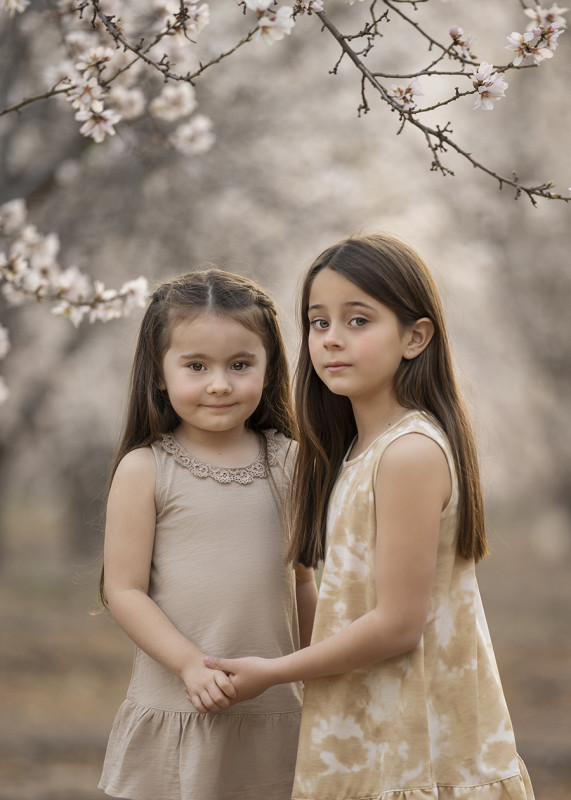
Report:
99,430,303,800
292,411,534,800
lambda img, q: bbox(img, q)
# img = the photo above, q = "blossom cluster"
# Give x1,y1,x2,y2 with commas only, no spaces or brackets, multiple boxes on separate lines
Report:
17,0,215,155
0,199,149,402
244,0,295,43
506,11,565,66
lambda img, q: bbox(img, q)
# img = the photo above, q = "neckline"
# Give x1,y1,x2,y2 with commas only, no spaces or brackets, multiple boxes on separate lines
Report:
159,429,280,484
343,410,422,467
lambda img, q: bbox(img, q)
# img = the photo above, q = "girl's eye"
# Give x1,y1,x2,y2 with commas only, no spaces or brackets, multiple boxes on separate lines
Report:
349,317,368,327
188,363,206,372
310,318,329,330
231,361,249,371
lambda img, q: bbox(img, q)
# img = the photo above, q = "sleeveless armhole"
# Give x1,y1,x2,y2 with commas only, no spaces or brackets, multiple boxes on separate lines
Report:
373,419,458,517
150,441,166,517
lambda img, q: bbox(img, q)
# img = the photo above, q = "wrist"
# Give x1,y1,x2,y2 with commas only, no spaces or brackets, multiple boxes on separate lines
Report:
269,653,297,686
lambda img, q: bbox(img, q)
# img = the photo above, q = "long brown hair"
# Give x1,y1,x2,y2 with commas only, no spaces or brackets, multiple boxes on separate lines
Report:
100,268,296,604
288,234,488,568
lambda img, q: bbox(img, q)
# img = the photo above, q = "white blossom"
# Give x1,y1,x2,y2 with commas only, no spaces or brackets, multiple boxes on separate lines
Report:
295,0,323,10
0,199,27,234
170,114,215,155
75,107,122,143
257,6,295,44
184,2,210,36
119,277,150,312
55,266,93,302
66,77,105,112
0,324,10,359
11,226,60,270
471,61,508,111
524,3,567,31
75,46,115,77
245,0,273,11
52,300,90,328
1,0,30,16
388,77,423,112
109,86,146,120
506,31,537,65
150,83,197,121
159,1,210,36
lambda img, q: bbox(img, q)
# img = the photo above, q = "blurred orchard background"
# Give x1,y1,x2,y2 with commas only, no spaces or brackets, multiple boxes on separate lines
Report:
0,0,570,798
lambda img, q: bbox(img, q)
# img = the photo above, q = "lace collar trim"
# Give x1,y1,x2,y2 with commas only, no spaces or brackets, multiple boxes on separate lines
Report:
159,429,280,484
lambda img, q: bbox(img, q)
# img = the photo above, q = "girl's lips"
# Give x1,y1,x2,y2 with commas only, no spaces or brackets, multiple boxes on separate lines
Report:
325,362,351,372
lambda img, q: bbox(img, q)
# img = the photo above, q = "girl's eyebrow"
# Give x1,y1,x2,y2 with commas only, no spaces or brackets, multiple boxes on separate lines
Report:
178,351,258,361
308,301,376,312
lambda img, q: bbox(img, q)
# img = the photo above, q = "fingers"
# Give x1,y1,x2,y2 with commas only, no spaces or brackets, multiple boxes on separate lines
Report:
204,655,231,672
185,671,234,713
213,670,237,698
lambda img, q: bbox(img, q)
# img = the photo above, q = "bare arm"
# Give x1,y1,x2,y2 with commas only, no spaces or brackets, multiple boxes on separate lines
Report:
295,563,318,649
104,448,236,712
205,434,451,699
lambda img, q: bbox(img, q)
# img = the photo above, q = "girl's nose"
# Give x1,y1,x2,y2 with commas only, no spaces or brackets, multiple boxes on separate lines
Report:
323,324,344,349
206,371,232,394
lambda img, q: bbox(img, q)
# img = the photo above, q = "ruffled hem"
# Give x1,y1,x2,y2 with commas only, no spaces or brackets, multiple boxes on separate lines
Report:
292,759,534,800
99,699,302,800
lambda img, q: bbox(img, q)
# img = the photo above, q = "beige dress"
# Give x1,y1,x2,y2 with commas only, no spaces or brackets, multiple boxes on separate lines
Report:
292,411,534,800
99,430,303,800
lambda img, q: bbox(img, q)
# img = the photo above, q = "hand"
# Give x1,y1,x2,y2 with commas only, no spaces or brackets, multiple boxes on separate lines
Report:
203,655,275,705
182,664,237,713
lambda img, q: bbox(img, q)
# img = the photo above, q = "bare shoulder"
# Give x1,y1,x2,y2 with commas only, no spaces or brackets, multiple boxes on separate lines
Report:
112,446,156,489
381,431,448,471
378,432,451,507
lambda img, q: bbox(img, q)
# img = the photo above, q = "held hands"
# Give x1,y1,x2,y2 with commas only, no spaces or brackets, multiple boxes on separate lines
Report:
182,662,237,713
202,655,275,709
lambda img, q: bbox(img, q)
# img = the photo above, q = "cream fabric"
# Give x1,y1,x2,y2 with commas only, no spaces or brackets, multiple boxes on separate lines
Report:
292,411,534,800
99,431,303,800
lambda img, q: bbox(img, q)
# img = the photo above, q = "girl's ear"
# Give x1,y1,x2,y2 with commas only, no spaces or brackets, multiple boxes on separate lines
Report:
403,317,434,360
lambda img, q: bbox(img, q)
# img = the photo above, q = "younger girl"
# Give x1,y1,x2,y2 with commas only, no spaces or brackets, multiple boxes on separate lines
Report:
98,269,317,800
205,235,535,800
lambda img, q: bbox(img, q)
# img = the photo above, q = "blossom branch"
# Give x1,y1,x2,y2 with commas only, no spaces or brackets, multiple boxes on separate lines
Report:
315,6,569,205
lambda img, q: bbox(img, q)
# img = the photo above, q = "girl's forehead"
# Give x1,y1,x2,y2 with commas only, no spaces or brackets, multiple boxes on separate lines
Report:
308,268,378,307
167,311,265,351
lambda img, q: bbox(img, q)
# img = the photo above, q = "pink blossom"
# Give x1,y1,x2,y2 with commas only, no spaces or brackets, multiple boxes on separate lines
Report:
534,21,564,49
471,61,508,111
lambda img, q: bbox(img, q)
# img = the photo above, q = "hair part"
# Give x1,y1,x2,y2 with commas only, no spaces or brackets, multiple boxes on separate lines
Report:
288,234,488,568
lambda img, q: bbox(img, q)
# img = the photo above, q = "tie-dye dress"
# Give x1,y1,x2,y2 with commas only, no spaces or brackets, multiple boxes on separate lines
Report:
292,410,534,800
